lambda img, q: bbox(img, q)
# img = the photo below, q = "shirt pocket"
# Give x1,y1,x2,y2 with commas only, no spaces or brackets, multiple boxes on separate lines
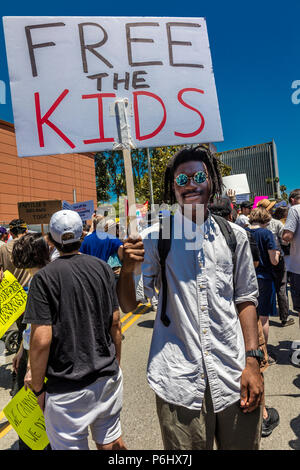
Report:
215,262,234,301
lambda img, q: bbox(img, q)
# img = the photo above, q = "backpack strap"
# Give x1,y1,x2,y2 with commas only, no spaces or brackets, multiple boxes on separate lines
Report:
212,214,237,266
158,214,173,327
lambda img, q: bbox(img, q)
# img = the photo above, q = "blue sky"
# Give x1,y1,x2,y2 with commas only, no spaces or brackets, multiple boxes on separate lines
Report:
0,1,300,193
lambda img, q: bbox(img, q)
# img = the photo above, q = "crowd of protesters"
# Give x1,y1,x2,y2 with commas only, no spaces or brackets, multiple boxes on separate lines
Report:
0,146,299,450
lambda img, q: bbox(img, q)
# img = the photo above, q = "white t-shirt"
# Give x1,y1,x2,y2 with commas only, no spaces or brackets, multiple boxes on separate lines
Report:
284,204,300,274
235,214,249,228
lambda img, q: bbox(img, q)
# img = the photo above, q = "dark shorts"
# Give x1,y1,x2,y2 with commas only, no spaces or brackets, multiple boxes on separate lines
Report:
289,272,300,312
257,278,277,317
156,385,262,450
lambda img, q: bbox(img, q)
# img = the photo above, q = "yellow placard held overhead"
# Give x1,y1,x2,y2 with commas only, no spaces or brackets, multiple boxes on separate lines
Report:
0,270,27,338
3,386,49,450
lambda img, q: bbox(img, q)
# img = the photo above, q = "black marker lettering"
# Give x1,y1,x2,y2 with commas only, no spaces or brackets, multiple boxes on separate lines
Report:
78,23,113,73
25,23,65,77
126,23,163,67
132,71,150,89
113,72,130,90
87,73,109,91
166,22,204,68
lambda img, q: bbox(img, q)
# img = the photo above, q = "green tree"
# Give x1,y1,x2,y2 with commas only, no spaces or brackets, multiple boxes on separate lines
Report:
94,153,110,202
135,146,181,204
95,149,149,204
131,148,148,190
280,184,288,202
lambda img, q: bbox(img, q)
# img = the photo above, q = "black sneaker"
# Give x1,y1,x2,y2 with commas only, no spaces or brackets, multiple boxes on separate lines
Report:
281,318,295,327
262,407,280,437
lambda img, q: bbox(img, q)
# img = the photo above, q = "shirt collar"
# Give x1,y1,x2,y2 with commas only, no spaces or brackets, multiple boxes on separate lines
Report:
174,207,216,236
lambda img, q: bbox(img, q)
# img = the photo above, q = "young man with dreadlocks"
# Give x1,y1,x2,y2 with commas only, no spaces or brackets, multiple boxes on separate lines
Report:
117,146,264,450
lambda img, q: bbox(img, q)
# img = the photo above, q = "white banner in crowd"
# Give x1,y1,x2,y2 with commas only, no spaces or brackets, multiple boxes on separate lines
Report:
222,174,250,196
62,200,94,221
3,16,223,157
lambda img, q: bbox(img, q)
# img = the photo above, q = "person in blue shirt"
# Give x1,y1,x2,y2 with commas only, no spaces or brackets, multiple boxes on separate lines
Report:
246,207,280,352
80,216,123,263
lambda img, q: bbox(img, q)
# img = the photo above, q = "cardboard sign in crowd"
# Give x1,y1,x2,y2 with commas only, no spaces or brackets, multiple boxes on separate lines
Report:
0,271,27,339
62,199,95,221
3,385,49,450
0,272,47,450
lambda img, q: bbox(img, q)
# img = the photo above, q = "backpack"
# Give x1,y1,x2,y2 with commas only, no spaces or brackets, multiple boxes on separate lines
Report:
157,213,237,327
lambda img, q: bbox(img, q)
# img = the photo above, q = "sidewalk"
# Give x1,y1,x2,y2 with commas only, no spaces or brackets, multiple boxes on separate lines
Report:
259,305,300,450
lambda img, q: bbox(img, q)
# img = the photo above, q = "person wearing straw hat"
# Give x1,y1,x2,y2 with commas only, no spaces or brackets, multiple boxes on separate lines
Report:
257,199,294,328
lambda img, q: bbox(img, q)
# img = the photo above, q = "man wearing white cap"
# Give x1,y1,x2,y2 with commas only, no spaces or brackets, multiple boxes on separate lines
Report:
23,210,126,450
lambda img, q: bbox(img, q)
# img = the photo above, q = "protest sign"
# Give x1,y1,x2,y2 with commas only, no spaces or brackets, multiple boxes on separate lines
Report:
3,385,49,450
0,271,27,339
235,194,250,204
222,174,250,196
3,16,223,157
253,196,268,209
62,199,94,221
274,200,287,208
18,199,62,225
136,201,149,217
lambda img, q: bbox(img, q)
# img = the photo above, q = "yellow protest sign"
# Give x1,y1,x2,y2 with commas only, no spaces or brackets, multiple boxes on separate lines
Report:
3,386,49,450
0,270,27,338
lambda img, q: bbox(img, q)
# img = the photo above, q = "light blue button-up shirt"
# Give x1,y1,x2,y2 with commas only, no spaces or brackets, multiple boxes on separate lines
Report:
141,210,259,412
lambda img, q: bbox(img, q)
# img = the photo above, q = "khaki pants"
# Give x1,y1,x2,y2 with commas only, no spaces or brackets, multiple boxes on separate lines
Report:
156,385,262,450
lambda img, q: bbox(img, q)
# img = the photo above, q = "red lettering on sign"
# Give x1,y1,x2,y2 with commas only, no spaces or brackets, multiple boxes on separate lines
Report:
133,91,167,141
174,88,205,138
34,89,75,148
82,93,116,144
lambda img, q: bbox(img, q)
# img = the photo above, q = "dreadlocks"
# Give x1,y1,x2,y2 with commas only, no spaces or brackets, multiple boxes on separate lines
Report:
163,146,224,204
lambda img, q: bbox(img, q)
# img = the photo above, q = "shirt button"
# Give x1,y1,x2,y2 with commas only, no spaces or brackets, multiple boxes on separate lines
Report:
203,329,207,334
201,306,206,311
201,373,205,379
199,284,205,289
205,351,209,356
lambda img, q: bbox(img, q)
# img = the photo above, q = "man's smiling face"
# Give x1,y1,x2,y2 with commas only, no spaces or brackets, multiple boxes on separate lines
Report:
173,160,211,219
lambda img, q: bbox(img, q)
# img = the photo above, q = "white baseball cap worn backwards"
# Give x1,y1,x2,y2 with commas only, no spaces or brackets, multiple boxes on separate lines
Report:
50,210,83,245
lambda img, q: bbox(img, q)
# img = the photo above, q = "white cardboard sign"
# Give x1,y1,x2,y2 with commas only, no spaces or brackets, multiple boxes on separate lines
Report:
3,16,223,157
222,174,250,196
62,200,95,221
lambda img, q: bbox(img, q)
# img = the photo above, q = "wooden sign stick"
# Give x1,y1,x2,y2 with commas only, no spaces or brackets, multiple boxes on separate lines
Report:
122,147,138,235
114,98,141,274
114,99,138,236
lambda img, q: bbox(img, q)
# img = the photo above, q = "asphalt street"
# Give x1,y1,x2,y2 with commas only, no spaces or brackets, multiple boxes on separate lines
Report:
0,297,299,451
